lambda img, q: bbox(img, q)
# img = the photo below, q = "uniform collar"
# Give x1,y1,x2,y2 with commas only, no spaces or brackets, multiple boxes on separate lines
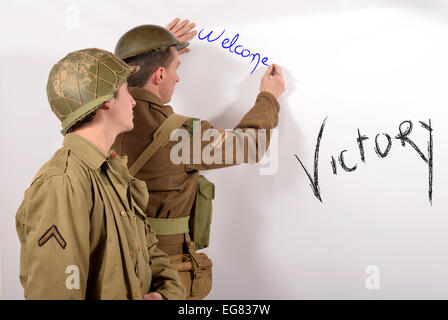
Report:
63,133,115,170
129,87,174,118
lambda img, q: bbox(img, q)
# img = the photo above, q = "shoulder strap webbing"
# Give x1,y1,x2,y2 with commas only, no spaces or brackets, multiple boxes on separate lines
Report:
129,113,189,176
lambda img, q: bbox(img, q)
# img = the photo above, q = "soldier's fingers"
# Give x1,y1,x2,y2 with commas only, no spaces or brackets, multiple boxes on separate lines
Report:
178,48,190,55
176,25,196,38
275,64,284,78
171,19,190,34
180,22,196,34
178,30,198,42
271,64,283,80
166,18,180,31
263,64,274,78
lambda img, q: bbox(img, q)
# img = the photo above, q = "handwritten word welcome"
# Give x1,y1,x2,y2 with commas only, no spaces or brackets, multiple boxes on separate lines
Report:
197,28,270,75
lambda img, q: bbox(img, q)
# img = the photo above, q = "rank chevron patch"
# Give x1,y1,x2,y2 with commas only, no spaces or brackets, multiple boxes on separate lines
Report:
38,225,67,249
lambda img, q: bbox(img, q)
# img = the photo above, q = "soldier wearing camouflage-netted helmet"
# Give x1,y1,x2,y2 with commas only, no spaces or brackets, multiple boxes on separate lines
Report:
15,48,185,300
47,48,138,135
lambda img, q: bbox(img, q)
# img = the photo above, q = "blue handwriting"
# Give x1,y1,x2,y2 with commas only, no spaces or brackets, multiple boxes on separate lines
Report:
197,28,270,75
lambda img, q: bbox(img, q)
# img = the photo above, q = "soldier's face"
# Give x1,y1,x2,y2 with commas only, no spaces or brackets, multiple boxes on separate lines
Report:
160,47,180,103
108,81,136,133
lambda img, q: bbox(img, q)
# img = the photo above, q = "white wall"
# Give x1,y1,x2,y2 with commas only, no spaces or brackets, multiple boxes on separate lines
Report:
1,0,448,299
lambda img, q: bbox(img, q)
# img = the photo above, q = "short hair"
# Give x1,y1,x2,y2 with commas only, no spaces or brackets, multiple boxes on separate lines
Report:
66,110,97,133
124,47,175,88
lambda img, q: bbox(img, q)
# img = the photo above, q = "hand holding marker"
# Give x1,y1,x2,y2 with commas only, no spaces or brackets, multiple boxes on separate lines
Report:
271,64,280,76
260,64,285,99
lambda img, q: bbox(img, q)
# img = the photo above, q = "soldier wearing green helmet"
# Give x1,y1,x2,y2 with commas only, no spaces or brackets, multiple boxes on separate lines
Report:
15,48,185,300
47,48,138,135
111,19,285,299
115,23,189,60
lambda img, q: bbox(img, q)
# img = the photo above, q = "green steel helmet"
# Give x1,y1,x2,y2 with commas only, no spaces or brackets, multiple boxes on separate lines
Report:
47,48,137,135
114,24,189,60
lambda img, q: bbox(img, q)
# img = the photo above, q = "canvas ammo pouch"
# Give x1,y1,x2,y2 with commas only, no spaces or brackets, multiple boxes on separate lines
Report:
169,233,213,299
129,113,214,299
190,175,215,250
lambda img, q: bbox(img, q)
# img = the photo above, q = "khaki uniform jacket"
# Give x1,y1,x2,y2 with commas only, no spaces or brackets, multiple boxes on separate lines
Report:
16,133,185,300
112,88,280,255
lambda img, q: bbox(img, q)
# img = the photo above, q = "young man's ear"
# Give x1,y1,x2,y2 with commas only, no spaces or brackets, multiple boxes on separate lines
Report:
153,67,165,85
101,101,112,110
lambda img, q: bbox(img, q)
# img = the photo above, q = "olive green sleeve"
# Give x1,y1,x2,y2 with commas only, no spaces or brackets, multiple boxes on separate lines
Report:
146,229,186,300
185,91,280,171
15,174,91,300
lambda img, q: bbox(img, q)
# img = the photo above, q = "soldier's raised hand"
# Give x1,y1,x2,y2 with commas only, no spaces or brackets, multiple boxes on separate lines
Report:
166,18,198,54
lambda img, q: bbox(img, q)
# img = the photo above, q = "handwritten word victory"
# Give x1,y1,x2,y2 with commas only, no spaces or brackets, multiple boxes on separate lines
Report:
197,28,270,75
295,118,434,204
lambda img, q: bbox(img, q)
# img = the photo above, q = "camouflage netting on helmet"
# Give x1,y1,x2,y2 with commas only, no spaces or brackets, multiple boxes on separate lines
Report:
46,48,137,135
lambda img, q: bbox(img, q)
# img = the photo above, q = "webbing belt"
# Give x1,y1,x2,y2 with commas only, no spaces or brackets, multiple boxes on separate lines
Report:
148,216,190,236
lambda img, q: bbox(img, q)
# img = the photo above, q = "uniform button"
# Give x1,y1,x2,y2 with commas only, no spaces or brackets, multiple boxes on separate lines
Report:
120,211,127,217
137,245,141,252
110,152,117,159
